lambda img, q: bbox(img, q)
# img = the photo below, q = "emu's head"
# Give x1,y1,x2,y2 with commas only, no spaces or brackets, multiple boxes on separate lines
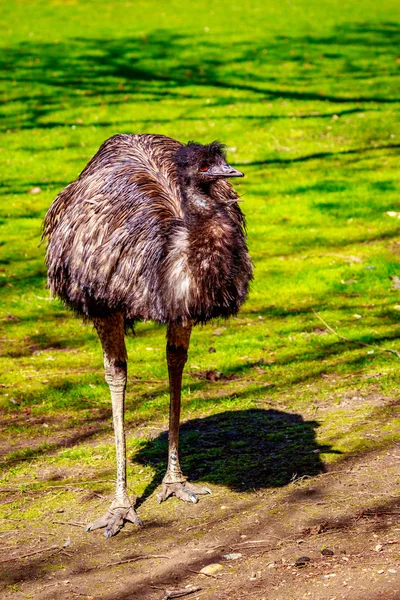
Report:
175,141,243,186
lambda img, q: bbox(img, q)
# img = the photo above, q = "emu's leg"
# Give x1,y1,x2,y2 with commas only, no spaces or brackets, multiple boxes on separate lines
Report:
158,322,211,504
86,314,143,537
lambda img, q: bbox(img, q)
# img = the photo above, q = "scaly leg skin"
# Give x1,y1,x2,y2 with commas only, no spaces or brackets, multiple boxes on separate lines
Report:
86,315,143,537
157,322,211,505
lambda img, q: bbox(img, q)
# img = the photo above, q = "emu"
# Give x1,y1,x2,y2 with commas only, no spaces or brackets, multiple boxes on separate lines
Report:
43,134,252,537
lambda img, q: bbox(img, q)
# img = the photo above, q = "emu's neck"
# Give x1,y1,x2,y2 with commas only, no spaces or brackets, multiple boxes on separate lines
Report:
178,177,219,223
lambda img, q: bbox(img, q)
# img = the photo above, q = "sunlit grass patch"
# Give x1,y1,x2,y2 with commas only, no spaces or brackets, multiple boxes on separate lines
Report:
0,0,400,530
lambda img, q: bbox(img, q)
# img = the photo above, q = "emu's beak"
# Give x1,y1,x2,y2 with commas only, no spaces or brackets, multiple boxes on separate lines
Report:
203,163,244,178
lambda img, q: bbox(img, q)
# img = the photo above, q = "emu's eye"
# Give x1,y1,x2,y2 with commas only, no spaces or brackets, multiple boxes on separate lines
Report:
200,166,209,172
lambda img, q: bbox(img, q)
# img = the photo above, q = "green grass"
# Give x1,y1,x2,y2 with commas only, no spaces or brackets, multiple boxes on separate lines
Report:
1,0,400,513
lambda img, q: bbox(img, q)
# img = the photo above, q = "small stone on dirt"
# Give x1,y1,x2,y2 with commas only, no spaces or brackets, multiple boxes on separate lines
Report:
321,548,334,556
305,523,326,535
223,553,242,560
200,563,223,575
375,544,384,552
388,569,397,574
295,556,311,567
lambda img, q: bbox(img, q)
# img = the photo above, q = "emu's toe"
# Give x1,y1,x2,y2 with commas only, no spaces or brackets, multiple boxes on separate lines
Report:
86,504,143,538
157,481,211,504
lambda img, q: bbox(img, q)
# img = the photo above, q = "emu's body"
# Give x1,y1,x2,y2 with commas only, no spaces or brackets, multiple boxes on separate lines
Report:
44,134,252,536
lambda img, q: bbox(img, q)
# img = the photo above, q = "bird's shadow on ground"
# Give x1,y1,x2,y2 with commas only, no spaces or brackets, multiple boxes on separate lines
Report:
133,408,338,507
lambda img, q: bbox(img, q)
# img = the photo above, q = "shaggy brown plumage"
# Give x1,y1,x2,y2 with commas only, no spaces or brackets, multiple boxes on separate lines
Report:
44,134,252,325
43,134,252,537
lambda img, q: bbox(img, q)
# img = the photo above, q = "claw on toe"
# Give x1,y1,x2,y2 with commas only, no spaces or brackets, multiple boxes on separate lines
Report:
157,481,212,504
86,504,143,538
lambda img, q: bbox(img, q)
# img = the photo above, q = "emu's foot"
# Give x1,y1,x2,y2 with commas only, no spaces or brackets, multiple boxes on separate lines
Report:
86,500,143,538
157,481,211,504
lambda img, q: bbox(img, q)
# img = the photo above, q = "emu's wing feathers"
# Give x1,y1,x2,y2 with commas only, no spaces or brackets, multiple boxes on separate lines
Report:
44,134,184,320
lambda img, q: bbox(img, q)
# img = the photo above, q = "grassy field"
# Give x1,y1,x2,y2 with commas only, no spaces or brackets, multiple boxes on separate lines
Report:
1,0,400,596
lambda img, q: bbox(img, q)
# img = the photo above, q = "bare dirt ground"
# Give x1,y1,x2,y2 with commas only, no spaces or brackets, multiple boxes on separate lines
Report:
1,432,400,600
